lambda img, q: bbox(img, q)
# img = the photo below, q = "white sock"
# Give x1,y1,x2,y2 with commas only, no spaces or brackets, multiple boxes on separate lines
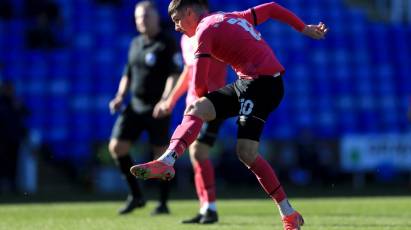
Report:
277,199,295,217
199,202,217,214
157,150,177,166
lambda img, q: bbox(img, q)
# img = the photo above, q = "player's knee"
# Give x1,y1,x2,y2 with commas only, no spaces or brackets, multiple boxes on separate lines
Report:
236,140,259,166
190,151,208,162
185,98,216,121
236,148,258,166
184,103,197,115
189,141,209,162
108,140,129,158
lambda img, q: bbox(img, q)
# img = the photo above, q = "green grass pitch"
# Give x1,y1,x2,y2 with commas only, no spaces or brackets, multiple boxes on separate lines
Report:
1,197,411,230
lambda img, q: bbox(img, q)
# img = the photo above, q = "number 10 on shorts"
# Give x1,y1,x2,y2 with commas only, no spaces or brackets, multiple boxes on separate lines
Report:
239,99,254,116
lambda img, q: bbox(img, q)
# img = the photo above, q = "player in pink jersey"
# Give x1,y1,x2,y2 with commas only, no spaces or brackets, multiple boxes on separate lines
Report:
132,1,327,229
152,1,226,224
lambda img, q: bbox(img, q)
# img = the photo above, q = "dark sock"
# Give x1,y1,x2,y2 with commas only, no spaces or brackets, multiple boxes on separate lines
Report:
159,180,170,205
116,155,143,198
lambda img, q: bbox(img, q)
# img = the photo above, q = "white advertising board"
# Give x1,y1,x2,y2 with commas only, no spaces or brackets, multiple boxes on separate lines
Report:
340,134,411,171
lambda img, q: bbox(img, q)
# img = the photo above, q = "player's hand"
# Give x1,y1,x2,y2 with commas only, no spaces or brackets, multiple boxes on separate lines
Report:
302,22,328,39
153,100,172,118
109,96,123,114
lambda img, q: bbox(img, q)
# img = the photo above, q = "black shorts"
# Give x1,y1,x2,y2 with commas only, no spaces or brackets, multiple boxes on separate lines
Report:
197,119,223,146
205,76,284,141
110,105,171,146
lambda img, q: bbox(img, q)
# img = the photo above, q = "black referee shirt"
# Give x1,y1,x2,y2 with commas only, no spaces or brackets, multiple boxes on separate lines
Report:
123,31,181,113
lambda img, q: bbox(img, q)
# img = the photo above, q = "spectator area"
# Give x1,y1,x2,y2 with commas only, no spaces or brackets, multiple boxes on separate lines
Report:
1,0,410,164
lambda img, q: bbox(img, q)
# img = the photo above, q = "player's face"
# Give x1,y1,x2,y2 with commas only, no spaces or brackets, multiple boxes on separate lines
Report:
171,7,197,37
135,5,159,35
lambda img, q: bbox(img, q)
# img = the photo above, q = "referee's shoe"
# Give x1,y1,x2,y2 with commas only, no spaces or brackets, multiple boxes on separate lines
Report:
182,209,218,224
118,195,146,215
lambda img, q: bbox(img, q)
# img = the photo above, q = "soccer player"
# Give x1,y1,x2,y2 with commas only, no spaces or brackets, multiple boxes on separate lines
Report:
108,1,180,215
153,1,227,224
131,1,328,229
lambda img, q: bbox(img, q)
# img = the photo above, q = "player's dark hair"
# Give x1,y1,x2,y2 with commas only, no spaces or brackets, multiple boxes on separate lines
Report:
168,0,205,16
199,0,209,8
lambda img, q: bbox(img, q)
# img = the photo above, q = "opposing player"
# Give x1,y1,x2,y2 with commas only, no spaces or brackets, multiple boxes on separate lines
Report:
132,1,327,229
108,1,180,215
153,1,227,223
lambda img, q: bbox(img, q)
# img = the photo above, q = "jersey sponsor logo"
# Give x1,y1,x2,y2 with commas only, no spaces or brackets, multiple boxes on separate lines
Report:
239,98,254,115
226,18,261,41
145,52,156,66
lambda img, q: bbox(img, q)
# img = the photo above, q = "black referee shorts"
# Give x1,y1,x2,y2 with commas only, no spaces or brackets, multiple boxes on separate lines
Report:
205,76,284,141
110,105,171,146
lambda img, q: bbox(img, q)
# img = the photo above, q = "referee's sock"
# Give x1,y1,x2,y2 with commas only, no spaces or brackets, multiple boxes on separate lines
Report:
159,180,170,206
116,154,143,199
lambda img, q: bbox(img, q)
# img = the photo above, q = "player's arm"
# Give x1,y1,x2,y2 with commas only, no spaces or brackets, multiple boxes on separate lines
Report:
192,54,210,98
192,28,213,98
109,65,130,114
160,41,182,101
166,65,191,110
160,73,179,101
235,2,328,39
152,72,179,118
153,35,184,118
234,2,305,30
116,75,131,99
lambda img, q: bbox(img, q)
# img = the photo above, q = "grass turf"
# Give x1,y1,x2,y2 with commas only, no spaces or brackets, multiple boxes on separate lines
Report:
1,197,411,230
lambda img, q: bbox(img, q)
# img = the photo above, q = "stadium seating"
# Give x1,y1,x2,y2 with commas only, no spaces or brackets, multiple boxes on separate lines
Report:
1,0,410,164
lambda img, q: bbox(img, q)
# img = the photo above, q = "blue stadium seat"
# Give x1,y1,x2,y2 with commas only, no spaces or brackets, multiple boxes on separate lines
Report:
73,33,93,49
4,0,410,159
50,79,70,95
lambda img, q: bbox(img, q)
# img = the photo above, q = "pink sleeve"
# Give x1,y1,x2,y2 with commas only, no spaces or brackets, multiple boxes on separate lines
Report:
192,30,212,97
192,56,210,97
233,2,305,32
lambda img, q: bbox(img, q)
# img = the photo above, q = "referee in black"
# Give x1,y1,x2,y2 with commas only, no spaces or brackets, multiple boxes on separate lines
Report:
108,1,181,215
